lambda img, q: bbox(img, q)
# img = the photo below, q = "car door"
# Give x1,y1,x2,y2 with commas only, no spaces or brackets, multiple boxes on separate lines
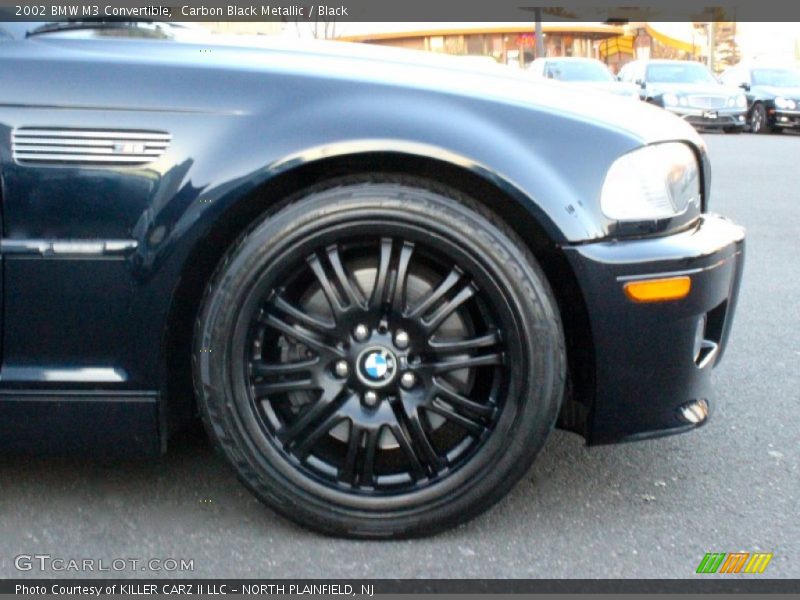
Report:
0,33,174,391
0,128,4,373
0,23,15,378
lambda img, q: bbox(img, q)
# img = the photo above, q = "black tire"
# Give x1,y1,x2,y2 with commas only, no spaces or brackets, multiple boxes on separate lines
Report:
750,103,772,134
193,179,565,538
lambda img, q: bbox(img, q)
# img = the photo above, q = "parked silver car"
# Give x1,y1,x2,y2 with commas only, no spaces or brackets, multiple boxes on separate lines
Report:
528,56,639,98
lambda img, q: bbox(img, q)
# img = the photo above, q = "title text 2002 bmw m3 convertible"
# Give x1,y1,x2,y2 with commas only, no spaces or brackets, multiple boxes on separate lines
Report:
0,20,744,538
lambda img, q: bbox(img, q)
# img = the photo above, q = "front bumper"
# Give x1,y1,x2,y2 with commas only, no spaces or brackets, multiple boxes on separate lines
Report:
665,106,746,129
563,215,745,444
771,108,800,129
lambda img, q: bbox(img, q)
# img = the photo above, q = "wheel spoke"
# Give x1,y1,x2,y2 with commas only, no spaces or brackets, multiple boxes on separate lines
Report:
428,330,502,354
428,352,504,374
307,253,347,319
392,401,445,474
253,378,316,397
427,401,486,437
278,388,350,447
339,422,363,485
271,295,335,334
432,379,494,417
388,423,426,481
294,412,346,458
421,284,475,334
405,267,462,319
250,357,318,378
326,244,366,310
360,427,380,487
369,238,394,310
260,313,344,358
390,242,415,314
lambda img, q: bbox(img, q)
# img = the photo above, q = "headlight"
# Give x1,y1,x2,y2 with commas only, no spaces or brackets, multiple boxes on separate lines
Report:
600,143,701,222
775,96,796,110
662,92,679,106
735,94,747,108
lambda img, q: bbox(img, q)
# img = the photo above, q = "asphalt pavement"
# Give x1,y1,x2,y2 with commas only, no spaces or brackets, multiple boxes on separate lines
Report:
0,132,798,580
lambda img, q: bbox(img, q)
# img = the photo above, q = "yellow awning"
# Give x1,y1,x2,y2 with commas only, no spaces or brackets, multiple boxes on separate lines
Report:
645,23,702,54
599,35,634,58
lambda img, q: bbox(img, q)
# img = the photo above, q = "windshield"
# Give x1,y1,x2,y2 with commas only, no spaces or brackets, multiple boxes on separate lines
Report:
546,60,614,82
646,62,719,85
752,68,800,87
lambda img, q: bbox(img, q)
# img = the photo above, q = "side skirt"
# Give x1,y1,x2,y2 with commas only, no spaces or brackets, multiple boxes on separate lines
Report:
0,390,161,457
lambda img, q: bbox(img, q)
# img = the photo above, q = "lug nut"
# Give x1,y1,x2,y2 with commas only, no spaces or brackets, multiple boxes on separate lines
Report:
334,360,349,378
394,330,410,349
353,324,369,342
363,391,379,407
399,371,417,390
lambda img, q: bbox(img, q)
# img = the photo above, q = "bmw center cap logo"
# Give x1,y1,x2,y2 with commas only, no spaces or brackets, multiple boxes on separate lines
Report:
365,352,389,379
357,347,397,387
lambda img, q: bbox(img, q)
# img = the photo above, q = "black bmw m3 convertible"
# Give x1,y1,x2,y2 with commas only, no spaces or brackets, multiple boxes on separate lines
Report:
0,20,744,538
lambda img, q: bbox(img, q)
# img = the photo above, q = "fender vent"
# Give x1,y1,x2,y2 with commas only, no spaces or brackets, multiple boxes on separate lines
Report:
12,128,171,166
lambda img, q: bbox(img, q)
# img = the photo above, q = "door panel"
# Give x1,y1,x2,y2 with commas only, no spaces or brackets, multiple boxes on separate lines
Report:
0,42,179,390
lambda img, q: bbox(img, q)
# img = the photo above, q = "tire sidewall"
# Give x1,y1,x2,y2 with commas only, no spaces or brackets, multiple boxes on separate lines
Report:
751,103,768,134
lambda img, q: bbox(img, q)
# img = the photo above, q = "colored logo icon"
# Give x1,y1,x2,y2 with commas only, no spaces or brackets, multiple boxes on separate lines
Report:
696,552,773,574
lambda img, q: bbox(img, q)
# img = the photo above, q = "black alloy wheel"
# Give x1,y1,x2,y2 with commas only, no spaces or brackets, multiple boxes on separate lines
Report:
194,179,565,538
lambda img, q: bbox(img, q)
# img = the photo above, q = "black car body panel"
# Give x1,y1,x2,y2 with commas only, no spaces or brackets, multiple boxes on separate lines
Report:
0,25,744,455
564,215,744,443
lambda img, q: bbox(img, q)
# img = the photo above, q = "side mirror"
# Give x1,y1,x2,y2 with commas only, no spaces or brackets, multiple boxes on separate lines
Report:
739,82,750,91
635,78,646,89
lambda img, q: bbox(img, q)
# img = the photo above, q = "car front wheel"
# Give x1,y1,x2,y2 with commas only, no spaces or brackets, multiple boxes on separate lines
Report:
750,103,772,134
193,179,565,538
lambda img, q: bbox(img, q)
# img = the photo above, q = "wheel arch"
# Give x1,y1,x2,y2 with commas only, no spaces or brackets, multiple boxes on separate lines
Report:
161,151,596,441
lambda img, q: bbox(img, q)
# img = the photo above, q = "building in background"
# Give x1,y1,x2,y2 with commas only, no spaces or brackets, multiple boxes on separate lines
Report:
628,23,709,63
200,22,282,36
597,35,634,73
333,22,625,67
199,21,799,72
332,22,720,71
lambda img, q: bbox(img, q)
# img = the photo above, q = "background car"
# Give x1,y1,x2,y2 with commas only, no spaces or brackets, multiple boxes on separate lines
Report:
619,59,747,133
528,56,639,98
720,64,800,134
